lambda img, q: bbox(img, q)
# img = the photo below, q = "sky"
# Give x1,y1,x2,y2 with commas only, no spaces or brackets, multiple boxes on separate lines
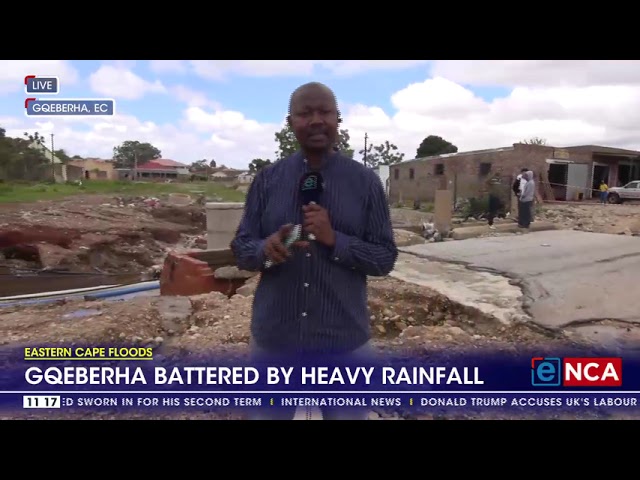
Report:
1,60,640,170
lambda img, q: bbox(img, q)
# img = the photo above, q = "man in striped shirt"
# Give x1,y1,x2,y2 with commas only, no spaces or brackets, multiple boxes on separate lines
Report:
231,82,398,419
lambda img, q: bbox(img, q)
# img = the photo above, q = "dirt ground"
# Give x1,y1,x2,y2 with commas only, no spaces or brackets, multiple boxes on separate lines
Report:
0,274,633,421
1,195,639,420
536,203,640,235
392,202,640,238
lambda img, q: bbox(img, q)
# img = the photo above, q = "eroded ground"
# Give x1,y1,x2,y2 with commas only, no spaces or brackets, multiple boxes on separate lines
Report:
1,275,635,420
1,196,639,420
0,194,208,281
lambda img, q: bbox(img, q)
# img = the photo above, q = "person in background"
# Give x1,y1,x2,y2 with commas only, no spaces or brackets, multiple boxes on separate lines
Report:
512,167,528,222
230,82,398,420
599,180,609,204
512,168,528,197
486,178,503,230
518,171,535,228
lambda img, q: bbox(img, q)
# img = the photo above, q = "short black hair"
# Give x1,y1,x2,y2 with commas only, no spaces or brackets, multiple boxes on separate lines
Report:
288,82,342,123
521,167,528,172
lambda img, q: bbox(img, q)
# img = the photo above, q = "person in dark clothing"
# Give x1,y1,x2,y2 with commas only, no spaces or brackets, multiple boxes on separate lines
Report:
512,168,528,197
231,82,397,420
487,193,501,229
518,170,535,228
486,177,503,229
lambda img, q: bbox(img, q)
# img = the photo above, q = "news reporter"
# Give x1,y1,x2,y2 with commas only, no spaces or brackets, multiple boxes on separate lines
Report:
231,82,398,420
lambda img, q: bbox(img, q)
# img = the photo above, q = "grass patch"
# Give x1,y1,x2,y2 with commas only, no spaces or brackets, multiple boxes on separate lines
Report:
0,180,246,204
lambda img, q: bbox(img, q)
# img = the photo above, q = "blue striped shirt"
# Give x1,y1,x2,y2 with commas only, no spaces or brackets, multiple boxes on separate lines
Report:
230,151,398,354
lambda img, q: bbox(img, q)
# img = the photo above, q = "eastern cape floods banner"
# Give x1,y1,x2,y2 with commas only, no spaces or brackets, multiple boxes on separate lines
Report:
1,344,639,414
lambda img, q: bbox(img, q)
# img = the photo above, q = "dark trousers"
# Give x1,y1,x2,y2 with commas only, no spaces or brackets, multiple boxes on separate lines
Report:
518,200,533,228
487,211,497,226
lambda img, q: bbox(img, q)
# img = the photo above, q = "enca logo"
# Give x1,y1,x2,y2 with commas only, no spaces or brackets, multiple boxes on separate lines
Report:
531,357,622,387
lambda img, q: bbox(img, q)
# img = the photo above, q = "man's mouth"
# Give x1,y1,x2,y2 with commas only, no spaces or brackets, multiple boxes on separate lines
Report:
308,132,327,140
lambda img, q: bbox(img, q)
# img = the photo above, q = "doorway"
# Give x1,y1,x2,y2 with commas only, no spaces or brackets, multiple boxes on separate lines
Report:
592,163,609,194
547,163,567,200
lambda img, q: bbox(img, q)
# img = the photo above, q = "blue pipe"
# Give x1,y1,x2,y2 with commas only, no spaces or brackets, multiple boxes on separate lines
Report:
0,281,160,308
83,281,160,300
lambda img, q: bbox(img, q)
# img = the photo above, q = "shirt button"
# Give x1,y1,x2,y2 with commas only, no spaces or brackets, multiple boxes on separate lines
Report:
304,283,309,287
306,253,311,257
334,257,339,261
301,312,307,317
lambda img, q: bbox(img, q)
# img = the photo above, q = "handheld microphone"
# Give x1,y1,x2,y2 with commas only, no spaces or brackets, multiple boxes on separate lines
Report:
263,172,323,270
300,171,323,240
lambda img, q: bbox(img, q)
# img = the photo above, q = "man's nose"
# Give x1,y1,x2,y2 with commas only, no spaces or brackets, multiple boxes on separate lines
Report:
309,111,325,125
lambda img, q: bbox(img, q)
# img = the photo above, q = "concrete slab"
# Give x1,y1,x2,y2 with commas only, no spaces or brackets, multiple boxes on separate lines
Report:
450,221,556,240
391,254,527,324
399,230,640,329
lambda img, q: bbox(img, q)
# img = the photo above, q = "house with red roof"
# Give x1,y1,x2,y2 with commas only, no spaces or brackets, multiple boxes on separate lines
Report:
116,158,190,181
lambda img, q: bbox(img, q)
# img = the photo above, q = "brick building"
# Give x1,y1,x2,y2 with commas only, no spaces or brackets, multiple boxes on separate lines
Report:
389,143,640,205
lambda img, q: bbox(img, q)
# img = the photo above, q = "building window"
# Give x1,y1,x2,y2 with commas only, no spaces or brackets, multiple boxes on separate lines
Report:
479,162,491,176
409,168,415,180
394,169,399,180
434,163,444,175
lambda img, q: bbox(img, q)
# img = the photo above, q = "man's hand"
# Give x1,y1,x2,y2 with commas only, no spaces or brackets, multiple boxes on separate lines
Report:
264,224,309,265
303,204,336,247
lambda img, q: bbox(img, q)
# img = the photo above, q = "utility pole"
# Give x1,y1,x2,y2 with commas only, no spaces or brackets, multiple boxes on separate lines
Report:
133,152,138,181
363,132,368,167
50,133,55,180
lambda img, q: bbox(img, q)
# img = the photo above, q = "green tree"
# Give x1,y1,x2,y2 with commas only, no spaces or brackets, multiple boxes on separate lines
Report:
274,123,354,160
359,140,404,168
416,135,458,158
112,140,161,168
0,128,51,180
249,158,273,172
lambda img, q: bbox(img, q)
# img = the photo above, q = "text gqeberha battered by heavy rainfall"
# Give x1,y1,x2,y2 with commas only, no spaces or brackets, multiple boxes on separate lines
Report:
23,366,485,385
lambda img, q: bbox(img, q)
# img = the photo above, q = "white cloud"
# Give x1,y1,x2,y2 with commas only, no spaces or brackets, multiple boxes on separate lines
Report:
169,85,221,109
3,60,640,172
148,60,429,80
429,60,640,88
89,65,166,100
342,74,640,158
0,60,79,94
149,60,188,75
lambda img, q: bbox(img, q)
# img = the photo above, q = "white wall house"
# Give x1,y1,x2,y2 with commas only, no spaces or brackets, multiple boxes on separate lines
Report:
372,164,390,197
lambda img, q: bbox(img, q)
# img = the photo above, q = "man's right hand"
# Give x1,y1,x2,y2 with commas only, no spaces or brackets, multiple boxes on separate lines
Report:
264,224,309,265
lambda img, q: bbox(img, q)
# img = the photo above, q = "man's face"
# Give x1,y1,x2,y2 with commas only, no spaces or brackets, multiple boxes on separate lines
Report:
288,87,338,152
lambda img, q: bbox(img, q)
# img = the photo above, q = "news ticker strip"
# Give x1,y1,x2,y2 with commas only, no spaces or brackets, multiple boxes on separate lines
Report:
5,392,640,411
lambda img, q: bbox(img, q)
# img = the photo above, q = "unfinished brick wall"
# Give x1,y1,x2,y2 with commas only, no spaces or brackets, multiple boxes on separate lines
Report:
389,143,594,205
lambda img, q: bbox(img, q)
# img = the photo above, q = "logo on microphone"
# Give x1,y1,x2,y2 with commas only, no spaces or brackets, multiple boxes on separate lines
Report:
302,175,318,190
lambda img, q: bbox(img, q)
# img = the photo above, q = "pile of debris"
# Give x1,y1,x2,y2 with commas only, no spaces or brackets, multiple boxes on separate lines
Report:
0,194,209,275
536,203,640,236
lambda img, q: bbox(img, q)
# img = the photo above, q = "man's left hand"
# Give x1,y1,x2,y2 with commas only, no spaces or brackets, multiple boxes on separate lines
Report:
302,204,336,247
